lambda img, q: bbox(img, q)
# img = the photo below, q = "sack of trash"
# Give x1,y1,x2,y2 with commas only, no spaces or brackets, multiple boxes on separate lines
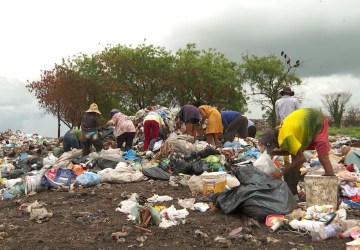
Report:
212,165,296,221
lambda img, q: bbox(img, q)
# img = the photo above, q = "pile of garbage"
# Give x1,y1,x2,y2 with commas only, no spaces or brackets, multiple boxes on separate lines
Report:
1,126,360,247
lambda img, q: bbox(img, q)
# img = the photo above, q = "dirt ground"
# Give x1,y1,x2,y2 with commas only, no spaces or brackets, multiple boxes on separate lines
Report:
0,179,354,250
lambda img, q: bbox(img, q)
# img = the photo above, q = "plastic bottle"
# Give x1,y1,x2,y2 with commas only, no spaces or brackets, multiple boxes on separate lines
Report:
289,219,325,232
318,223,342,239
3,178,23,188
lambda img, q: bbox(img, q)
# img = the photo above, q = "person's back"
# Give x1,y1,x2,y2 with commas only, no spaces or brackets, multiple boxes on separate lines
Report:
275,86,299,122
220,110,241,129
63,128,81,152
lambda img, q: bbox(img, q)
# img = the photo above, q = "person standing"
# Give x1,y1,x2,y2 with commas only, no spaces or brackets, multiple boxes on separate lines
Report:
81,103,103,157
198,105,223,146
105,109,136,151
143,110,166,151
176,104,201,141
275,86,300,165
275,86,299,123
63,128,82,152
259,108,335,196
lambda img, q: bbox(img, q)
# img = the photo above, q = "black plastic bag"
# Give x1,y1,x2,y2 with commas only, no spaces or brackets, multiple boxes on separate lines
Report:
212,165,296,222
92,158,118,170
14,159,31,170
8,169,25,179
28,157,43,170
142,167,170,180
197,146,220,158
169,158,192,175
148,137,163,152
190,160,211,175
71,155,90,165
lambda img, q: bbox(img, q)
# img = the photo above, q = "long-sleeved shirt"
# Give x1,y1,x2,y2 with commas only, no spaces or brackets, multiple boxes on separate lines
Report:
107,112,136,137
275,95,299,122
81,113,101,132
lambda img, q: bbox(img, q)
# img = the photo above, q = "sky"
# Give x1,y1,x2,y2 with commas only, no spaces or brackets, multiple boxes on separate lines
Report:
1,0,359,138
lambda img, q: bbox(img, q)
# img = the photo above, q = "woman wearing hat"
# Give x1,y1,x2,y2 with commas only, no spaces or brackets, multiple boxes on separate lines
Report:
80,103,103,157
105,109,136,151
275,86,299,123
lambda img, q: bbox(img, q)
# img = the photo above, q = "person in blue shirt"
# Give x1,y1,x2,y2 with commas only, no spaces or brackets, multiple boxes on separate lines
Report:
221,110,257,142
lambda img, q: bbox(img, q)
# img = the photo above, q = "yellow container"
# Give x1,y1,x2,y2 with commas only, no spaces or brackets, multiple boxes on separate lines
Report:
201,172,227,196
304,175,338,209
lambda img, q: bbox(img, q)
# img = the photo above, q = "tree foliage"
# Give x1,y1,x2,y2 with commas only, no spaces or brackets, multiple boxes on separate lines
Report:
98,43,175,113
26,63,90,129
321,91,352,127
240,53,301,127
343,105,360,127
172,44,247,111
27,43,249,133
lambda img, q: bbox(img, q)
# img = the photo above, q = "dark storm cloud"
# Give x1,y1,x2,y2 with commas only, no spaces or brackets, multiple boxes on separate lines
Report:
163,0,360,78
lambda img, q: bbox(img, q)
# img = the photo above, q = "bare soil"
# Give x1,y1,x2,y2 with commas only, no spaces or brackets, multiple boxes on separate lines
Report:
0,180,354,250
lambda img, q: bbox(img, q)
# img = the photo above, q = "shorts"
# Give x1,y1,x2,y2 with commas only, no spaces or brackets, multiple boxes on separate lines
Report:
306,115,330,155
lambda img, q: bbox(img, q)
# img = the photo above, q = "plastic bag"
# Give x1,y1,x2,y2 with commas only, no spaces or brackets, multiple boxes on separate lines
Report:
2,183,25,200
40,168,75,187
190,160,210,175
123,149,141,161
212,165,296,221
253,152,276,175
142,167,170,180
187,175,202,194
74,172,101,187
98,167,144,183
42,153,58,166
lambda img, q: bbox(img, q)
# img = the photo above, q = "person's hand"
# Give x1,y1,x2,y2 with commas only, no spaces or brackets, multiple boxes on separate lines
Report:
271,169,283,179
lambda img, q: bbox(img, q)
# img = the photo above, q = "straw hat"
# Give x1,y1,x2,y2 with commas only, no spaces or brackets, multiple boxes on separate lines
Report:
85,103,101,114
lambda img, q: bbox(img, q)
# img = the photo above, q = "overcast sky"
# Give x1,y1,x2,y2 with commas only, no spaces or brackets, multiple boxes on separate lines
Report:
1,0,359,138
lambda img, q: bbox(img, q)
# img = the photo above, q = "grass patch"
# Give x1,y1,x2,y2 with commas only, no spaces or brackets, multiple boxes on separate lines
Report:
328,126,360,139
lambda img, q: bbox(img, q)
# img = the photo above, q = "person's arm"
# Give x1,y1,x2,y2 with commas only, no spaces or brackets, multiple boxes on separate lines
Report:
199,108,207,124
222,114,229,129
271,149,306,179
275,101,280,120
294,98,300,110
95,116,102,130
318,154,335,176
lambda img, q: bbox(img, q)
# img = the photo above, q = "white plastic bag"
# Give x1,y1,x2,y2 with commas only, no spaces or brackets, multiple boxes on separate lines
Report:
253,152,276,175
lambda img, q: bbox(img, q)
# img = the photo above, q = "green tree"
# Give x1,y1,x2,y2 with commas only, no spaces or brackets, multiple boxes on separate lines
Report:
321,91,352,127
26,54,117,134
172,44,247,111
99,43,175,113
240,53,301,127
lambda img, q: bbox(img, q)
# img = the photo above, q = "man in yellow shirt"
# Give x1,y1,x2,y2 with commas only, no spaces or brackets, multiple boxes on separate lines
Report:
260,108,335,195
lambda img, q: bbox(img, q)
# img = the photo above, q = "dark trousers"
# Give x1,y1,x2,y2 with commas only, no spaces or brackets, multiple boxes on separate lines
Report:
81,132,103,157
116,132,135,150
247,125,257,138
223,115,248,142
284,164,302,195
